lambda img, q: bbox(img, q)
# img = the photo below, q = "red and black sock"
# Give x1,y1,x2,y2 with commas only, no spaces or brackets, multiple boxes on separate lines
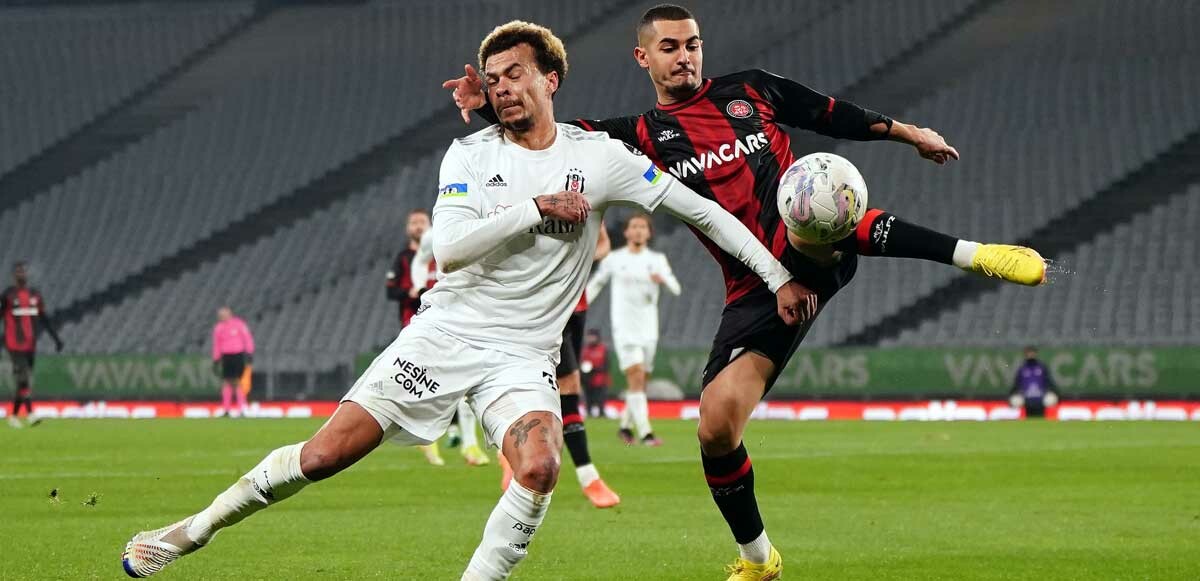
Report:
560,394,592,467
833,208,958,264
703,442,763,543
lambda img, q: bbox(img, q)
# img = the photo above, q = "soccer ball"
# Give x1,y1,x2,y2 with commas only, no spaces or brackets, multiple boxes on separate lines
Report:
776,152,868,245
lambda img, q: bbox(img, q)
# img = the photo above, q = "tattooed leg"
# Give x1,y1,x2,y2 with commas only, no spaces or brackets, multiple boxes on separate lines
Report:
463,411,562,579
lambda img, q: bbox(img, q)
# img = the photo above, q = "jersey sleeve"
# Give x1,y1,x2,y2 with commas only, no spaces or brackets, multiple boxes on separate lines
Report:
432,142,543,273
411,233,436,289
572,117,641,149
656,254,682,296
600,138,671,213
747,69,890,141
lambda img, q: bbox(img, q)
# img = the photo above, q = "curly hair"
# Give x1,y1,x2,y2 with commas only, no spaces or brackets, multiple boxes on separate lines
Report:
478,20,568,92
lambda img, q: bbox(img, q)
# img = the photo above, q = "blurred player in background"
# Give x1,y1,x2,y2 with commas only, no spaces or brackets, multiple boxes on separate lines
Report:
122,21,808,579
412,229,490,467
587,213,679,446
533,226,620,507
445,4,1046,577
387,208,448,466
211,307,254,418
386,208,434,328
580,328,610,418
1010,346,1058,418
3,261,63,428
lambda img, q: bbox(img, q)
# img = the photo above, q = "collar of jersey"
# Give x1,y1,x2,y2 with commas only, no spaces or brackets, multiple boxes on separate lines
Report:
656,78,713,112
500,125,564,159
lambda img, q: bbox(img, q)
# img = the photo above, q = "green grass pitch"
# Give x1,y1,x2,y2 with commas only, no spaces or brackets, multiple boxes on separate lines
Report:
2,418,1197,579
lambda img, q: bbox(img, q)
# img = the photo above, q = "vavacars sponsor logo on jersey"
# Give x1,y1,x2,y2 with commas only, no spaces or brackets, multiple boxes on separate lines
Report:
667,132,769,179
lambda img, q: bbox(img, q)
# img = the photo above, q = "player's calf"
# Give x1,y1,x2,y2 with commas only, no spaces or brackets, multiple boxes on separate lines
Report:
464,410,561,580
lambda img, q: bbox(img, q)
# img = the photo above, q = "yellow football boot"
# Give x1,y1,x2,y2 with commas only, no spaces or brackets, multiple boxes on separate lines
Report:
967,244,1046,286
724,546,782,580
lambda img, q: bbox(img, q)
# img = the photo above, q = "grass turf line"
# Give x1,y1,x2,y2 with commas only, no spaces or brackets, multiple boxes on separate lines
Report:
1,419,1196,579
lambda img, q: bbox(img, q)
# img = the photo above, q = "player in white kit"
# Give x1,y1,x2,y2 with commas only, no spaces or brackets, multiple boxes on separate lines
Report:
587,213,679,445
120,21,809,580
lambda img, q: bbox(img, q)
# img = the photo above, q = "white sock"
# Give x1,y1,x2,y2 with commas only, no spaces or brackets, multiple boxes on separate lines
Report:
738,530,773,564
952,240,980,269
463,481,552,580
626,392,652,438
575,463,599,488
186,442,310,544
458,400,479,449
619,398,633,430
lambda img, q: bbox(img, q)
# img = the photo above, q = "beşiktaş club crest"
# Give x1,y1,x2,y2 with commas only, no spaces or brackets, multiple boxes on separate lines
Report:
726,99,753,119
564,168,586,193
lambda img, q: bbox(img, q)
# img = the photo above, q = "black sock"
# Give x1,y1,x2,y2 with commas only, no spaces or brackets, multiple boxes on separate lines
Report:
702,442,763,544
11,397,19,417
22,397,32,416
833,209,958,265
560,394,592,467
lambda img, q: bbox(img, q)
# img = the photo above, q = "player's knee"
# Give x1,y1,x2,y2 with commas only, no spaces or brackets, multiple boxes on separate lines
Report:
696,418,738,456
514,452,560,493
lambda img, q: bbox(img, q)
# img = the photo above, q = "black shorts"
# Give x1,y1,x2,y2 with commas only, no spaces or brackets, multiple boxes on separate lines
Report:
220,353,247,380
701,247,858,393
8,350,34,384
556,311,587,377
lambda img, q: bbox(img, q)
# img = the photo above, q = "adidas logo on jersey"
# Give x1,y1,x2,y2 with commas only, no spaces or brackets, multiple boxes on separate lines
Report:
657,129,680,142
486,174,507,187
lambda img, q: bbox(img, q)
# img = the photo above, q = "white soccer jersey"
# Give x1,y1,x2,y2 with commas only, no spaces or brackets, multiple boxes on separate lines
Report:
587,246,679,344
415,123,791,363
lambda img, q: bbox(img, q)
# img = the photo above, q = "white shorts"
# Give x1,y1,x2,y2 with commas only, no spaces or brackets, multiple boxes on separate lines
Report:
342,320,561,448
615,339,657,372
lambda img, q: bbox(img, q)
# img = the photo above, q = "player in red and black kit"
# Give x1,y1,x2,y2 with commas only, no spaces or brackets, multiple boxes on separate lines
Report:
446,6,1046,577
386,208,434,328
385,208,448,466
579,328,611,418
3,261,63,428
556,226,621,507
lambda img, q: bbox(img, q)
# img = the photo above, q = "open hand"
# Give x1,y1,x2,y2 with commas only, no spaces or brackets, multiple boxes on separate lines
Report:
441,64,487,124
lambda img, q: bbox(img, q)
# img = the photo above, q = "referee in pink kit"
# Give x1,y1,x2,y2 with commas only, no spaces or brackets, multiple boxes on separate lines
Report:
211,306,255,417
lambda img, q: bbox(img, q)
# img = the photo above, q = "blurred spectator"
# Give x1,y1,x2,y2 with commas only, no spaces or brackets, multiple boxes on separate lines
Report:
580,329,610,418
1010,346,1058,418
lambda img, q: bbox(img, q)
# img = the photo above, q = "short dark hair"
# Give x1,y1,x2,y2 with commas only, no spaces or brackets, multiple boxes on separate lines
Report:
408,208,429,218
478,20,568,91
12,261,26,271
637,4,696,41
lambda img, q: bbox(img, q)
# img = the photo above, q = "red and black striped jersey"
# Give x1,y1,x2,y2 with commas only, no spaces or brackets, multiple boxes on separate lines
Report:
1,286,47,352
570,69,888,303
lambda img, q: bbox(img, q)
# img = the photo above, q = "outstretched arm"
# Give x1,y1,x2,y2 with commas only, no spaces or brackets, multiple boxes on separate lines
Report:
585,258,613,302
656,255,682,296
750,69,959,164
601,138,816,324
